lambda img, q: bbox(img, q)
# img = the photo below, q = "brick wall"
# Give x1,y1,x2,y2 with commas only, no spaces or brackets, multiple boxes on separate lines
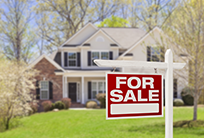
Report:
33,57,63,111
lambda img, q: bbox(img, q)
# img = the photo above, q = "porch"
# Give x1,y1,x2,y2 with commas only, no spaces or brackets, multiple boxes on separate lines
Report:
62,70,107,104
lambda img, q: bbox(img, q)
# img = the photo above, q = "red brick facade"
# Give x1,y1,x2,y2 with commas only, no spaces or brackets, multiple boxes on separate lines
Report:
33,57,63,110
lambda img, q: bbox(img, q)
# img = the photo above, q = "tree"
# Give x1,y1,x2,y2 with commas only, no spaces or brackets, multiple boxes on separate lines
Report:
0,0,37,63
97,15,129,27
34,0,123,52
164,0,204,120
129,0,178,30
0,57,38,130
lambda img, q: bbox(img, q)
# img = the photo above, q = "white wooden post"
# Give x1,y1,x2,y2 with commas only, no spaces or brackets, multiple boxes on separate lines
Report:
62,76,65,98
81,76,85,104
165,49,173,138
65,76,68,97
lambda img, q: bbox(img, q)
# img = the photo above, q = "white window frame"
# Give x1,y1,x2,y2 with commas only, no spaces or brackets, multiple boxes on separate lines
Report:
91,51,109,66
40,81,49,100
68,52,77,67
150,46,161,62
91,81,106,99
77,82,80,102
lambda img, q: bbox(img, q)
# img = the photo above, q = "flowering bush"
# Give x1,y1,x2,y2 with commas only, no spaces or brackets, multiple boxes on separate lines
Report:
0,57,38,130
42,101,53,112
61,98,71,109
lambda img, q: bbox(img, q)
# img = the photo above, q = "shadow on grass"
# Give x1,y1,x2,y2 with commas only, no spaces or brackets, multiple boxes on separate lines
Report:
127,123,204,136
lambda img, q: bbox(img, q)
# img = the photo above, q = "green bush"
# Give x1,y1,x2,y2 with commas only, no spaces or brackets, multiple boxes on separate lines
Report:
96,93,106,108
181,87,194,105
54,101,65,110
61,98,71,109
42,101,53,112
173,99,184,106
86,101,98,108
50,103,55,111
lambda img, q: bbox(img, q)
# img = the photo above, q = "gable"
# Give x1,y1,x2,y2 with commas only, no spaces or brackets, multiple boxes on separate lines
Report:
28,55,65,72
118,27,164,60
65,23,98,45
35,57,58,72
82,30,120,50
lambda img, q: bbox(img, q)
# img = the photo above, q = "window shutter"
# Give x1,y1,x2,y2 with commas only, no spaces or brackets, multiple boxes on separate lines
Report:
147,46,151,61
88,81,92,99
88,51,91,66
77,52,81,67
36,81,40,99
49,81,53,99
64,52,68,67
173,79,178,98
109,51,113,60
160,47,165,62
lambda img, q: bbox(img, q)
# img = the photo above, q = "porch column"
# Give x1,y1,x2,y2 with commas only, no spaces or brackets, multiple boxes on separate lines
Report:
62,76,65,97
81,76,85,104
65,76,68,97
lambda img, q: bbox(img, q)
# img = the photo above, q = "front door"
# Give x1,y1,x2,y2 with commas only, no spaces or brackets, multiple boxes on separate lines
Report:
68,83,77,102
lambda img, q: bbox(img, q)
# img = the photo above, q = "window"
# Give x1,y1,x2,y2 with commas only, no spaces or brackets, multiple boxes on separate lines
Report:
91,81,106,99
40,81,49,100
147,46,161,62
101,52,109,59
91,52,109,66
68,52,76,66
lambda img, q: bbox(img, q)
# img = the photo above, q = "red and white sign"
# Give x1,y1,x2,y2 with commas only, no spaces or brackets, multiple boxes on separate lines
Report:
106,72,163,119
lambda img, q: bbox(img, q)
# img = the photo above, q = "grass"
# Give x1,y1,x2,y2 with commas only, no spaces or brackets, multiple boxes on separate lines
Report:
0,107,204,138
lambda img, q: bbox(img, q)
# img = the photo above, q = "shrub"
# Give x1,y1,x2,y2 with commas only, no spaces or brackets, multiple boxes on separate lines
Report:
42,101,53,112
29,103,38,115
173,99,184,106
61,98,71,109
54,101,65,110
181,87,194,105
96,93,106,108
86,101,98,108
50,103,55,111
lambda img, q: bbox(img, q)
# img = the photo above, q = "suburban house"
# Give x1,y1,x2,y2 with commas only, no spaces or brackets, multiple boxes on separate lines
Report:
29,22,186,108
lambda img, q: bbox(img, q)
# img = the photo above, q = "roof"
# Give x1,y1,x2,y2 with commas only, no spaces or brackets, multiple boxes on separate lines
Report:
101,27,146,49
28,54,65,72
118,27,162,59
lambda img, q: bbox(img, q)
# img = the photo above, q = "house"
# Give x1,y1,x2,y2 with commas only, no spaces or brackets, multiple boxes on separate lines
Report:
29,22,187,108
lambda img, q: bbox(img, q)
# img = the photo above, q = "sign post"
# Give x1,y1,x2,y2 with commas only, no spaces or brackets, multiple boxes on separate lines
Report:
94,49,185,138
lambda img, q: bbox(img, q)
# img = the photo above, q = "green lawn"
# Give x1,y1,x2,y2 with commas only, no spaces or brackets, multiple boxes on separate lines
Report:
1,107,204,138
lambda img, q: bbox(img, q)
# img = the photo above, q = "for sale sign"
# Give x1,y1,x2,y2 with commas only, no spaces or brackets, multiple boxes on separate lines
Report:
106,73,163,119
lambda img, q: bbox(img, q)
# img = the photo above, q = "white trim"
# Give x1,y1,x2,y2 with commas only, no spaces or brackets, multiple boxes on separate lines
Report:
67,52,77,67
95,36,105,42
91,51,109,66
81,77,84,104
63,76,65,98
59,23,98,48
61,51,64,67
80,29,121,48
40,81,49,100
77,82,80,102
90,80,106,99
28,54,65,72
94,59,186,69
118,27,163,59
